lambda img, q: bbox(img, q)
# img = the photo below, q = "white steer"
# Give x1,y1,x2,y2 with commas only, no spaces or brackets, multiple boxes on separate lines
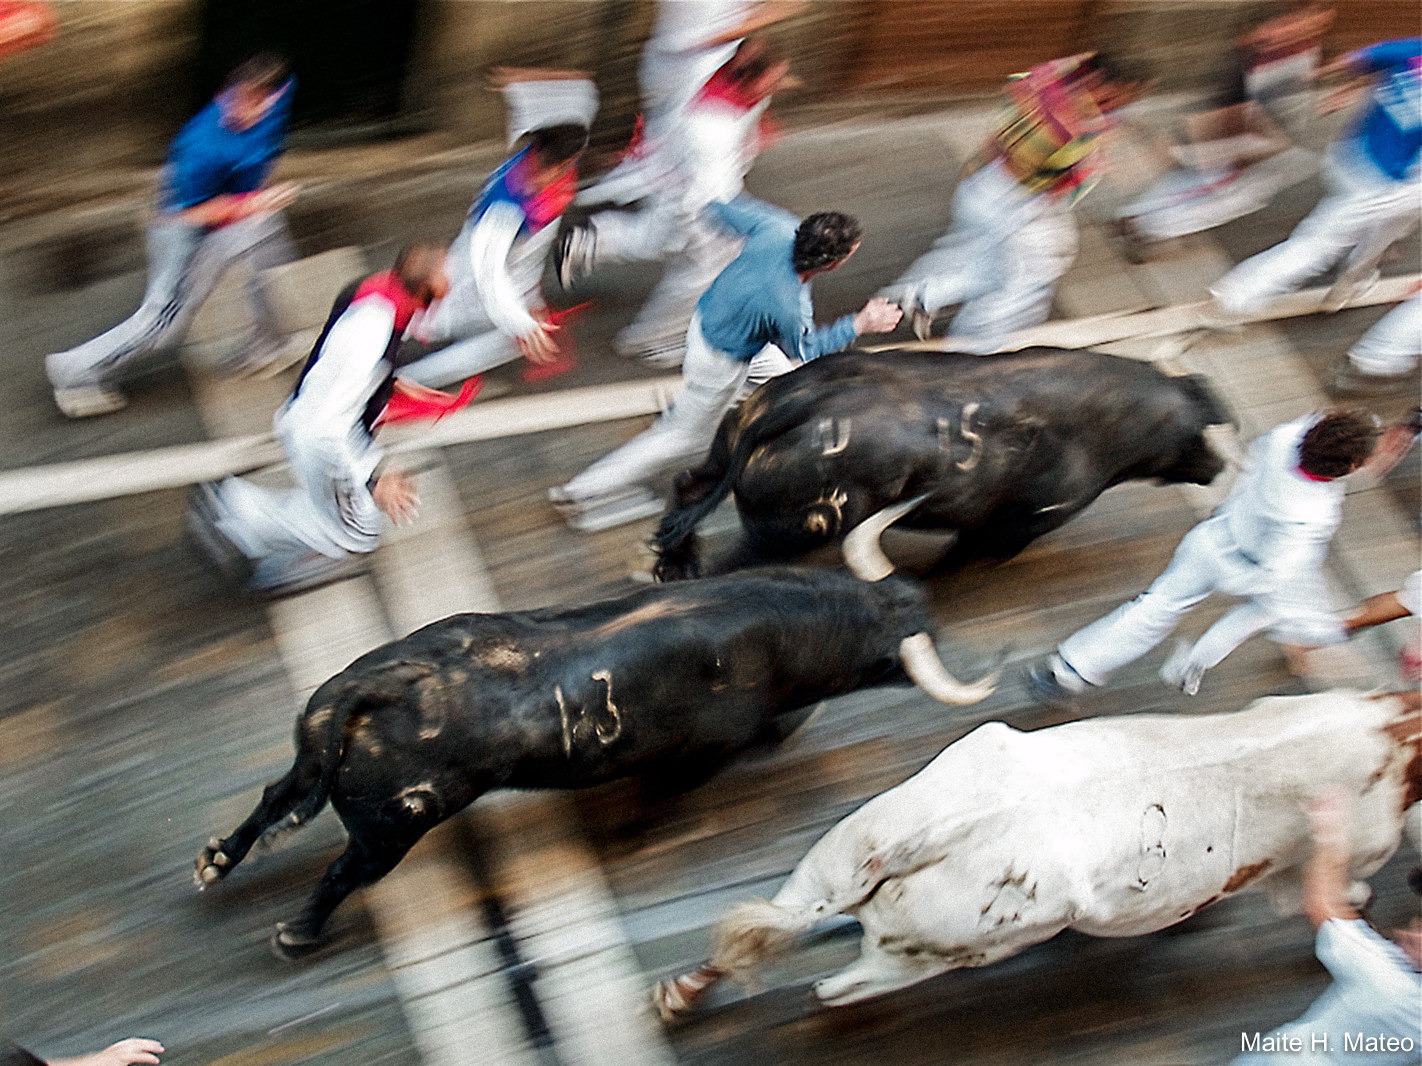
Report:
656,689,1420,1015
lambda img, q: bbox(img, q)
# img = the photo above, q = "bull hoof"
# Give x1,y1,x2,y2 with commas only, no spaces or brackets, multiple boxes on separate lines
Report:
270,922,324,961
194,838,232,889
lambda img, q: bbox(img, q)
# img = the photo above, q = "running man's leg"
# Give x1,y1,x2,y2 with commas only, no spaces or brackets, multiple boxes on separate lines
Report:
45,220,203,391
743,343,799,388
618,221,740,364
209,428,384,589
892,162,1024,317
1211,150,1420,317
231,211,299,364
1055,519,1227,688
1346,294,1421,377
950,200,1078,345
1163,600,1278,694
559,313,748,502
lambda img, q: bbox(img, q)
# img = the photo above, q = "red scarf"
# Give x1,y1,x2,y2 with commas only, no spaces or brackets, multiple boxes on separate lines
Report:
353,271,423,335
510,154,578,232
696,64,763,113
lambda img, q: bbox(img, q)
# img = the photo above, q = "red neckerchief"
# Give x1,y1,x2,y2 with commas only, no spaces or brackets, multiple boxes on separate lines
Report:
510,154,577,232
1297,465,1334,483
353,271,422,334
695,64,763,113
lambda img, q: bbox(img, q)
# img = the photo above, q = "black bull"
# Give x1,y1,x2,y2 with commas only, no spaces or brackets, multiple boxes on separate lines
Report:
195,569,992,953
653,347,1229,581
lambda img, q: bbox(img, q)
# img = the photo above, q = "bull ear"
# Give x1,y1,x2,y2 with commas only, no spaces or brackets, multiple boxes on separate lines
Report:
842,493,932,581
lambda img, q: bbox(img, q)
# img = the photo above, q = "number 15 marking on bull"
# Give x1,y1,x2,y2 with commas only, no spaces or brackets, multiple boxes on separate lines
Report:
937,402,983,473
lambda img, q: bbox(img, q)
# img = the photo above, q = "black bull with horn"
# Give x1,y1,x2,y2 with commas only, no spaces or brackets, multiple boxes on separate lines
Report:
195,568,994,954
652,347,1230,582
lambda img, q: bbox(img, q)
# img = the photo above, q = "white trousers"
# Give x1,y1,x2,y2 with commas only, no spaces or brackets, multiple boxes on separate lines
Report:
45,211,295,388
1349,294,1421,375
562,313,793,500
1119,147,1317,241
1058,516,1344,687
214,417,384,584
399,223,522,388
591,201,742,354
1212,144,1422,317
894,160,1078,348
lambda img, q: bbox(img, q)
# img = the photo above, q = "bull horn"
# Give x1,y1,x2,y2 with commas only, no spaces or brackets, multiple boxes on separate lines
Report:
900,632,996,705
842,492,932,581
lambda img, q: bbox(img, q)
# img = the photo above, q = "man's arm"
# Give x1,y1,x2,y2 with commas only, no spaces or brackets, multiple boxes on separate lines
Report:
703,1,809,47
792,298,902,362
468,201,557,361
1345,591,1413,632
176,184,298,228
1301,790,1358,928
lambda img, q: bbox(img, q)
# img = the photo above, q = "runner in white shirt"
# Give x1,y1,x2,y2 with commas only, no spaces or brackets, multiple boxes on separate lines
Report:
558,38,790,366
1030,411,1380,702
581,1,805,209
1231,789,1421,1066
187,245,448,595
399,73,597,388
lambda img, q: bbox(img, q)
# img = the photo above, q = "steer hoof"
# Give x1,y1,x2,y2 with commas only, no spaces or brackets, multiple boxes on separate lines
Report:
270,922,324,960
194,838,232,889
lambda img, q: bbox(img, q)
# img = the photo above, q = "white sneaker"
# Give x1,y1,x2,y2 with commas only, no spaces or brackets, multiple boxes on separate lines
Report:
555,223,597,290
613,333,685,368
1159,640,1203,696
52,384,127,418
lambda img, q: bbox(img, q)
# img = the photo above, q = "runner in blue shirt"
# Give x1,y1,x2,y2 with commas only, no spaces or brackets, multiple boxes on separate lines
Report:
554,193,901,530
1211,37,1421,327
45,53,299,418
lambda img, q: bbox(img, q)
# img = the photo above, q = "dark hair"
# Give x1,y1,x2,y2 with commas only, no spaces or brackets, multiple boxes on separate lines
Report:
529,123,589,167
792,212,863,273
727,38,776,85
1298,411,1375,478
1078,51,1149,88
224,52,289,94
393,243,447,292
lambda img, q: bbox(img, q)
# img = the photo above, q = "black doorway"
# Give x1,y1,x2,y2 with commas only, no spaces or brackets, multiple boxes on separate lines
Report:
195,0,421,131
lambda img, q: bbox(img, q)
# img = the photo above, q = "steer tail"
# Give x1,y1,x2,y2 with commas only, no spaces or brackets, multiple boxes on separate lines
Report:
652,383,828,581
708,898,824,989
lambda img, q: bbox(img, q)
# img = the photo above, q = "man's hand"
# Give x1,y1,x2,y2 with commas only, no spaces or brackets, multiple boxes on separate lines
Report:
49,1038,165,1066
853,297,903,336
243,181,300,218
517,319,562,365
1358,415,1420,482
372,469,420,526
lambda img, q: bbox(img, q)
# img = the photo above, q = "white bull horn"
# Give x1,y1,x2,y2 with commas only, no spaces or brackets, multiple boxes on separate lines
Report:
899,632,997,705
842,492,933,581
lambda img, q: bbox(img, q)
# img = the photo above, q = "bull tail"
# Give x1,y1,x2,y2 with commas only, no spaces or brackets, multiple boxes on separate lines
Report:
652,383,829,581
1177,372,1234,429
651,427,737,581
708,897,825,989
653,895,824,1018
260,680,366,846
